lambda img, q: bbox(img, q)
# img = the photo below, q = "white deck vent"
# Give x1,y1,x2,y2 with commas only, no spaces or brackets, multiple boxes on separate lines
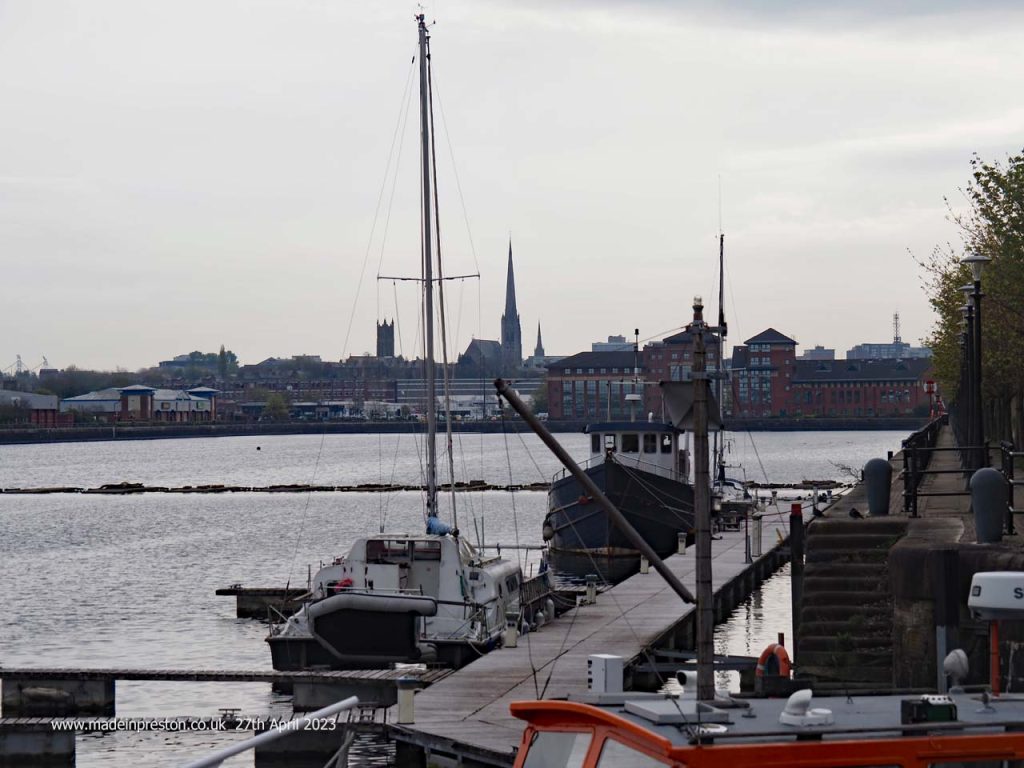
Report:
588,654,623,694
779,689,834,727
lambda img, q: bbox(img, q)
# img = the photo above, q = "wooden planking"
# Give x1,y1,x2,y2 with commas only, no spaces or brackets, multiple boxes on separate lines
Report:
393,503,818,760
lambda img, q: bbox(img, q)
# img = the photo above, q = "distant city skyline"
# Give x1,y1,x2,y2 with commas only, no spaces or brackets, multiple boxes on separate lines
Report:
2,1,1022,372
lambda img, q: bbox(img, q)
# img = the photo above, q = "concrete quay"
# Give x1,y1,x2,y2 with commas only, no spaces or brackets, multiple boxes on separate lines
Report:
796,422,1024,693
388,500,822,767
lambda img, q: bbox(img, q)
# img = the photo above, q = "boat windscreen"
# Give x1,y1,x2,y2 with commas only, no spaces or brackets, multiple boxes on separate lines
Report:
458,537,478,564
522,731,591,768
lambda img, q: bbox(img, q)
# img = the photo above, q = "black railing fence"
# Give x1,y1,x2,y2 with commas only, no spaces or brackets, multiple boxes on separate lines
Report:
1001,441,1024,536
902,411,1018,536
948,401,988,473
902,414,963,518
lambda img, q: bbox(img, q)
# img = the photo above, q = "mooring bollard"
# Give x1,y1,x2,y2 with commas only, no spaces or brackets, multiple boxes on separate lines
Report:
640,555,649,574
677,532,687,554
864,457,893,516
971,467,1008,543
585,574,598,605
396,677,421,724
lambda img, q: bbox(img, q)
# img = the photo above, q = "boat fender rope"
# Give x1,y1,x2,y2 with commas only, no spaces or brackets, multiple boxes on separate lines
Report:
755,643,792,678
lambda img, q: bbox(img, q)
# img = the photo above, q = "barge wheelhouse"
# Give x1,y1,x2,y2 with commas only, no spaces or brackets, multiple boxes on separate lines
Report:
545,419,694,579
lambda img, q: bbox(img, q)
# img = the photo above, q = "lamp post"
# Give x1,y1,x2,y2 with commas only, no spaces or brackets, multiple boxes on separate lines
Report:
962,253,991,470
958,314,969,461
960,287,976,468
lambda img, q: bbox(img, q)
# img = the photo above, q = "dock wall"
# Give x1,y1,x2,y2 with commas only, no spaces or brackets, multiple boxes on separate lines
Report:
0,416,927,445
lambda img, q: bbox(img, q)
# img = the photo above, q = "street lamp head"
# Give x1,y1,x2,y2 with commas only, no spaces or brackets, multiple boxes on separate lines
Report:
960,285,975,305
962,253,991,281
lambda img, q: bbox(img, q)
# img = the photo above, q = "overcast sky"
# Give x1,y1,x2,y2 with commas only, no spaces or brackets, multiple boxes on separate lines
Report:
2,1,1022,372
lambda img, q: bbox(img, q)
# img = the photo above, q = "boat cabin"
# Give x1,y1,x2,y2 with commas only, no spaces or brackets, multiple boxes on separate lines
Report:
585,421,688,482
311,534,520,642
511,691,1024,767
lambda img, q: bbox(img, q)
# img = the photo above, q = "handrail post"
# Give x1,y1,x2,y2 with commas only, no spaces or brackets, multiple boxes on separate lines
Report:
903,441,911,516
913,444,921,518
1003,441,1016,536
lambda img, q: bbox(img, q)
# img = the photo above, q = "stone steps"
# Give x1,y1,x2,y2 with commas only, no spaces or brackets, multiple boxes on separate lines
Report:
799,635,893,654
803,575,885,591
805,533,905,551
801,562,892,580
800,617,890,635
802,590,889,607
806,519,909,537
795,515,907,691
805,548,889,565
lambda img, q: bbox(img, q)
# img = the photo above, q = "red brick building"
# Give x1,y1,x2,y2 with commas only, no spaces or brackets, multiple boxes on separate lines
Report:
730,328,934,418
730,329,798,418
544,326,722,421
0,389,65,426
643,328,723,417
545,351,645,421
788,358,933,417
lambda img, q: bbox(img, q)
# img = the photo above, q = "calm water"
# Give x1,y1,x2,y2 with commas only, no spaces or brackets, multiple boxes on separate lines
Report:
0,430,903,766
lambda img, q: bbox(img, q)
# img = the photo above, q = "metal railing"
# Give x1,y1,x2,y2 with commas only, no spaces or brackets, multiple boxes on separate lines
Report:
182,696,359,768
902,415,956,517
948,402,989,473
902,414,1018,535
1000,441,1024,536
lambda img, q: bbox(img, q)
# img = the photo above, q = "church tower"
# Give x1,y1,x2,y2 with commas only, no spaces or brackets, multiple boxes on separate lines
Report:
376,319,394,358
500,241,523,372
534,322,545,358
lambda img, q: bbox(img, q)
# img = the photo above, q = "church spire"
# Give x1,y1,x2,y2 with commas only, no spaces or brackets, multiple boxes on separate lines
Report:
504,240,518,318
500,239,523,372
534,321,544,357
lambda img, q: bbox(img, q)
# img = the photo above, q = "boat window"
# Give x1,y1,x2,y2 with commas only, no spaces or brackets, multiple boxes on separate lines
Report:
604,434,616,451
506,575,519,593
643,434,657,453
621,434,639,453
595,737,669,766
660,435,672,454
591,434,601,453
366,540,410,562
412,541,442,560
522,731,591,768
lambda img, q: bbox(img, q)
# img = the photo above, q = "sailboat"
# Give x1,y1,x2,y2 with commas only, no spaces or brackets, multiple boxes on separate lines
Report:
267,15,522,671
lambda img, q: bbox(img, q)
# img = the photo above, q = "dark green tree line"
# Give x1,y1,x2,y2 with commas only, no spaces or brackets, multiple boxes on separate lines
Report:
920,150,1024,445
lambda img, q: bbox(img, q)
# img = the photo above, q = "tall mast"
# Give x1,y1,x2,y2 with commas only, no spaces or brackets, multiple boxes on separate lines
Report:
631,327,640,422
418,14,437,517
715,233,727,482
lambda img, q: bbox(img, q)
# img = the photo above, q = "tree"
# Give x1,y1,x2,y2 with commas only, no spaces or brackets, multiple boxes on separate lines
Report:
262,393,291,422
0,403,29,425
919,149,1024,444
529,380,549,415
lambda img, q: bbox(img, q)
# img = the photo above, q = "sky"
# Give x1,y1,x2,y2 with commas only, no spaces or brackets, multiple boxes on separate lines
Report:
2,1,1023,373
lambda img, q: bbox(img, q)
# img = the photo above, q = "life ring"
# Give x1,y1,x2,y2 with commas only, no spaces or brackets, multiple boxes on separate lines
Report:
755,643,792,678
